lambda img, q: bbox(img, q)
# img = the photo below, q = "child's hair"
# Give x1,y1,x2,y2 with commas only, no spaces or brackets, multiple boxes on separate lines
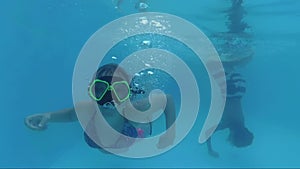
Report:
95,64,130,81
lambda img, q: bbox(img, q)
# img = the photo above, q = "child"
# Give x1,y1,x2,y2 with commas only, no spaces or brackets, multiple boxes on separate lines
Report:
25,63,176,152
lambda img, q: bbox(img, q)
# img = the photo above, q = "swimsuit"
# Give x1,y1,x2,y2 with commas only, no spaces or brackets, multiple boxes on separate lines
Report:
83,112,148,149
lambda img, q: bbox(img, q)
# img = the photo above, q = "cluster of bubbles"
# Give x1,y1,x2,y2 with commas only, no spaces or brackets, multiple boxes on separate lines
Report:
131,68,179,98
135,1,149,11
104,37,179,103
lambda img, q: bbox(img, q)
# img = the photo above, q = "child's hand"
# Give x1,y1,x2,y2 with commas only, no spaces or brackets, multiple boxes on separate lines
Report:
24,113,50,131
156,129,175,149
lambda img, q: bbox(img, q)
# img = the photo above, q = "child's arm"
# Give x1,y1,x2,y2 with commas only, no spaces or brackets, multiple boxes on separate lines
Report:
157,94,176,148
124,93,176,148
24,102,95,131
48,107,78,122
24,107,77,131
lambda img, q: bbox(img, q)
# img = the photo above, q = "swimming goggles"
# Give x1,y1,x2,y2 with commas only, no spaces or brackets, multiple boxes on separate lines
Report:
89,79,131,103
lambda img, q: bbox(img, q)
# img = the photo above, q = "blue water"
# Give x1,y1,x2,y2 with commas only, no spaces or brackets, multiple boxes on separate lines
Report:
1,0,300,168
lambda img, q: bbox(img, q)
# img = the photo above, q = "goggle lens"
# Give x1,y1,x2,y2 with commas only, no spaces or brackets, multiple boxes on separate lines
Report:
112,81,130,102
89,80,109,101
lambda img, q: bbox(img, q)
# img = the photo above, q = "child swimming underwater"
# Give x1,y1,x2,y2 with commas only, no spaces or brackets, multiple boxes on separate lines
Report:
25,63,176,152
